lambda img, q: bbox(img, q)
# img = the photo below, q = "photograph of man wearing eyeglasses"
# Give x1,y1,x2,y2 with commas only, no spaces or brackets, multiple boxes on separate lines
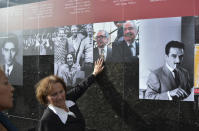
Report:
93,30,112,62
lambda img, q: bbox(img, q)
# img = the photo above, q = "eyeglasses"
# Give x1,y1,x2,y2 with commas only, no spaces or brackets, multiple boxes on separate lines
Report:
124,27,134,31
96,35,106,39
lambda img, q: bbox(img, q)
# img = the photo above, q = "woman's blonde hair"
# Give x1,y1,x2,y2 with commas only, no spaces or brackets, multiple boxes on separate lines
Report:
35,75,67,105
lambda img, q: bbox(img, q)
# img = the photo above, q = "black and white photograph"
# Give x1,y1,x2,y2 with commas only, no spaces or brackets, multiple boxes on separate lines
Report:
54,24,94,86
0,31,23,86
23,28,55,56
139,16,195,101
111,20,140,63
93,22,114,63
93,21,140,63
93,20,140,63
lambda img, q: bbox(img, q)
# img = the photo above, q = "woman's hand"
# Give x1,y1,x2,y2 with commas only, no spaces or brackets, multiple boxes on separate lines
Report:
92,58,104,76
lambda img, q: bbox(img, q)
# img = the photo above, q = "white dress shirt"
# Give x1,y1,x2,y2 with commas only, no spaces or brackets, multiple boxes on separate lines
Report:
5,64,13,76
48,100,76,124
127,41,136,56
98,45,107,60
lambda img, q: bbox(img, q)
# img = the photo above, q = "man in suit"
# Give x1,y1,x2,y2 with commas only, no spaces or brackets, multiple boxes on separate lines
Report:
112,20,139,63
1,34,23,86
145,41,192,100
93,30,112,62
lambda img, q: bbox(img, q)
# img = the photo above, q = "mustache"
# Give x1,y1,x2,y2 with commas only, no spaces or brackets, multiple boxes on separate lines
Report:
124,32,133,37
175,63,181,67
97,39,103,43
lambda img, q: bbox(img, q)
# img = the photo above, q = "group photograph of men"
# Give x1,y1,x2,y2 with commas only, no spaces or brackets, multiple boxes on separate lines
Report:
54,20,141,87
0,20,140,87
23,28,54,56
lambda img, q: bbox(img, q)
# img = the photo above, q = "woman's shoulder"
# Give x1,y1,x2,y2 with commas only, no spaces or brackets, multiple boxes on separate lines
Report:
40,108,56,121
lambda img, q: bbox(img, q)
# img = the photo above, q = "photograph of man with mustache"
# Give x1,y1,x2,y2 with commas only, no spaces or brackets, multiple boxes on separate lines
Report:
112,20,139,63
145,41,192,100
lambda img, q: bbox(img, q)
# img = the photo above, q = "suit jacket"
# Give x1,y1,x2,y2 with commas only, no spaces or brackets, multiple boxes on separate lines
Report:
112,40,139,63
38,75,96,131
145,65,191,100
93,46,112,62
2,61,23,86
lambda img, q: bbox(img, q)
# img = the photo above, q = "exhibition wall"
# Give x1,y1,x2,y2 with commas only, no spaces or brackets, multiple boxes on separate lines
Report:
0,0,199,131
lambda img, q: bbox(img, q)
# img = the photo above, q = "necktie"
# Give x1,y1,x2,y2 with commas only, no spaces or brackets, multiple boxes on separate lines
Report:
89,37,92,45
100,48,105,60
173,69,180,87
6,69,9,77
129,44,134,56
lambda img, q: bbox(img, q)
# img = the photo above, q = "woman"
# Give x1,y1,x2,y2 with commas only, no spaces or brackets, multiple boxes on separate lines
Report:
36,58,104,131
0,68,17,131
58,53,81,86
